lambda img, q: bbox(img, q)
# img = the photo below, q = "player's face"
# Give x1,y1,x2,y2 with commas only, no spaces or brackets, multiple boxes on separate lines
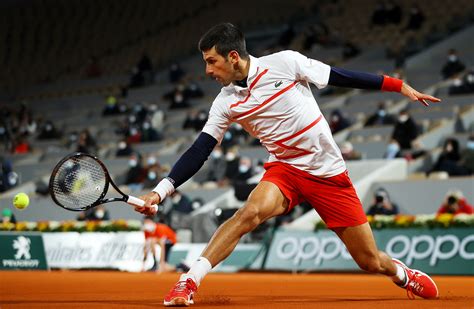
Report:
202,47,237,86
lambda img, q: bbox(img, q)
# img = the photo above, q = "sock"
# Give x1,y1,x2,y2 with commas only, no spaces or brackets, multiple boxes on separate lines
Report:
179,256,212,286
391,264,407,286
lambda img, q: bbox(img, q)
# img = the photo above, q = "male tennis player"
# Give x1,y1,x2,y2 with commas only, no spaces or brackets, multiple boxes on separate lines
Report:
136,23,440,306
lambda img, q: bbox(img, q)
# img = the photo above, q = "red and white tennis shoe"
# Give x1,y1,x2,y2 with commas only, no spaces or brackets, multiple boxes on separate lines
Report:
163,277,198,306
392,259,439,299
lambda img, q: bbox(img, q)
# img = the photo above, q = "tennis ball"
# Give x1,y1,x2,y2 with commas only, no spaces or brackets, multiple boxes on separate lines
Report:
13,193,29,210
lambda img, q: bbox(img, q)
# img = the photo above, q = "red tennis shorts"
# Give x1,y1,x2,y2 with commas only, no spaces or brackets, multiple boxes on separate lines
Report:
261,162,367,229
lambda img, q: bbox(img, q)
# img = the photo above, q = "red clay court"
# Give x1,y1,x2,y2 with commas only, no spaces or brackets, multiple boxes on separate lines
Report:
1,271,473,308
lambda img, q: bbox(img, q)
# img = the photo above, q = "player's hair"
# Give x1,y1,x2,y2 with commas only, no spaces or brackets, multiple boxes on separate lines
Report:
198,23,249,60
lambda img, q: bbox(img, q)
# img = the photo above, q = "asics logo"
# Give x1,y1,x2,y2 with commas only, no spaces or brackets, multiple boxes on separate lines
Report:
274,80,283,88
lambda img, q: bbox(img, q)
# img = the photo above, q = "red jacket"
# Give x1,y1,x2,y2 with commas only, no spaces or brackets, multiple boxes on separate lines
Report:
437,198,474,215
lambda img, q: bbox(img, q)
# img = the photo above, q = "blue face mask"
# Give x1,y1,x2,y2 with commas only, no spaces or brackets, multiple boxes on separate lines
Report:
378,110,386,117
467,141,474,150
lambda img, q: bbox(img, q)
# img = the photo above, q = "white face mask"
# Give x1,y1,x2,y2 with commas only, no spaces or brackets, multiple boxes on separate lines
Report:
398,115,409,123
467,141,474,150
147,157,157,165
148,171,157,180
211,150,222,159
448,55,458,62
118,142,127,149
95,209,105,219
226,152,236,161
129,159,138,167
239,165,250,173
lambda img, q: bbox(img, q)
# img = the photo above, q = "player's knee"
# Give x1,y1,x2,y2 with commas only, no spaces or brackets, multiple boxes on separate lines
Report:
357,256,382,273
233,204,261,231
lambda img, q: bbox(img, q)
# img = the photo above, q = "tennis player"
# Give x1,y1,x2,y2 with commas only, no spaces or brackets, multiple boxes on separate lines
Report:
135,23,440,306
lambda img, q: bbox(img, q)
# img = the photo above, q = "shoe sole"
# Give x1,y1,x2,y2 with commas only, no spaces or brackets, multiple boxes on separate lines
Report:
163,297,194,307
392,258,439,299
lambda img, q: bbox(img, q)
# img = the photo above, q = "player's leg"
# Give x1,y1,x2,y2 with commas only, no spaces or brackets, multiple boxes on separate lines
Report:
333,223,397,276
164,181,290,306
333,223,438,299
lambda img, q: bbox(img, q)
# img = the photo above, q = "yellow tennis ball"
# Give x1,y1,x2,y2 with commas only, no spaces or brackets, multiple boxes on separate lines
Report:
13,193,29,210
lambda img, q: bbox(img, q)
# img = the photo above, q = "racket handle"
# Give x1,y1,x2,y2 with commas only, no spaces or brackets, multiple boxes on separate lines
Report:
127,196,158,212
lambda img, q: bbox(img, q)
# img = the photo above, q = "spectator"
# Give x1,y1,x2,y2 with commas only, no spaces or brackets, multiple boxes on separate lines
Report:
143,155,164,189
460,135,474,174
340,141,362,161
76,129,97,154
405,4,425,31
437,190,473,215
37,120,61,140
141,121,161,142
329,109,351,134
170,191,193,214
441,49,466,80
13,135,30,154
2,208,16,224
366,188,400,216
342,41,360,60
116,140,134,157
232,157,254,182
371,2,387,26
392,109,418,150
78,205,110,221
149,104,165,133
102,95,121,116
223,146,240,184
184,82,204,99
137,52,154,85
365,102,396,127
166,84,191,109
142,216,179,273
449,69,474,95
183,109,208,132
125,153,146,191
432,138,470,176
169,63,185,83
386,0,402,24
203,146,227,184
0,157,18,192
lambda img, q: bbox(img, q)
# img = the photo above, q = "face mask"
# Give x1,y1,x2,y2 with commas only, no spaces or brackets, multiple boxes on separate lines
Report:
118,142,126,149
143,122,150,130
129,159,137,167
239,165,250,173
387,143,400,155
148,171,157,180
95,209,105,219
378,110,386,117
398,115,409,123
448,55,458,62
144,222,155,232
211,150,222,159
174,93,183,103
226,152,236,161
147,157,157,165
467,141,474,150
192,201,201,209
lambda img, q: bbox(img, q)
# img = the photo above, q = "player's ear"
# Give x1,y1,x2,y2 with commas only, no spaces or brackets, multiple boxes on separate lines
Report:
228,50,239,64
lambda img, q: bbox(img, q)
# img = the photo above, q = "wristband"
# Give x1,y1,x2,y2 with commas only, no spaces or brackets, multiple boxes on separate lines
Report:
152,178,175,201
381,75,403,92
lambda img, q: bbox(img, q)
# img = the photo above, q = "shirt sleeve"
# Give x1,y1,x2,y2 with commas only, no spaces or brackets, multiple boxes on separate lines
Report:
202,93,232,144
281,50,331,89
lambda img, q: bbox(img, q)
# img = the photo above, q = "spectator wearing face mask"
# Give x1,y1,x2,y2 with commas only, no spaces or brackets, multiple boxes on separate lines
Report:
232,157,254,182
223,147,240,183
437,190,473,215
204,146,227,184
78,205,110,221
116,140,134,157
329,109,351,134
125,153,146,191
141,121,161,142
144,155,164,189
441,49,466,80
340,141,362,161
432,137,471,176
392,109,418,150
366,188,400,216
364,102,396,127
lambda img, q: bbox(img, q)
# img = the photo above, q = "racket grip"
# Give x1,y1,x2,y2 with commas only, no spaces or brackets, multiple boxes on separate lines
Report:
127,196,158,212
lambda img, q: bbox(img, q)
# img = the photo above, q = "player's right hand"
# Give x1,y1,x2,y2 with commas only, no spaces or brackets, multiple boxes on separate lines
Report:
135,191,161,216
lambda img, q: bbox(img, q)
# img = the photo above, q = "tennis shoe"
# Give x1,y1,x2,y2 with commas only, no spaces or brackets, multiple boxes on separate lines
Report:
392,258,439,299
163,277,197,306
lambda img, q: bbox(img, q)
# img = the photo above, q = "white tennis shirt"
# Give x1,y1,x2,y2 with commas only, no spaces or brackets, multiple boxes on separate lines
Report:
202,50,346,177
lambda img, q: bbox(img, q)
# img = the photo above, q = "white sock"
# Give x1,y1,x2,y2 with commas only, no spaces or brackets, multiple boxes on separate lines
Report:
391,264,407,286
179,257,212,286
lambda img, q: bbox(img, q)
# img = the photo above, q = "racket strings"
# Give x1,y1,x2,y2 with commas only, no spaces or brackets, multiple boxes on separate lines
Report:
51,156,107,210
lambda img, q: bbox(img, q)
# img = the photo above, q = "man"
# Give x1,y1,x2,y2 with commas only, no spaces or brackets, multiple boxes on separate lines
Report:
135,23,440,306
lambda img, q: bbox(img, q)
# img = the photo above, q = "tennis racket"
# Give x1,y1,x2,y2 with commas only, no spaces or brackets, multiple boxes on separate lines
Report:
49,152,158,212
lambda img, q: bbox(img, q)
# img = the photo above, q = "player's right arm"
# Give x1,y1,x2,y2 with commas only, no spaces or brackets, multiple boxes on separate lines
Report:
136,94,231,216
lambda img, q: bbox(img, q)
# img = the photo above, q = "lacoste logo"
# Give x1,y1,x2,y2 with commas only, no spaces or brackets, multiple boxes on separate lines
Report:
274,80,283,88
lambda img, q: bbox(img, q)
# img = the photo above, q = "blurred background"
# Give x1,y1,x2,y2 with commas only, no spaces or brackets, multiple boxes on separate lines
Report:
0,0,473,273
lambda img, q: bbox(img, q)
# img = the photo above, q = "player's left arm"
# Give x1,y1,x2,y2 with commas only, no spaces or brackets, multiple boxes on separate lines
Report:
328,67,441,106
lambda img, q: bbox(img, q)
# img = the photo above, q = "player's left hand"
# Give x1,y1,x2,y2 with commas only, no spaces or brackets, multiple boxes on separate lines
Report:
401,82,441,107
